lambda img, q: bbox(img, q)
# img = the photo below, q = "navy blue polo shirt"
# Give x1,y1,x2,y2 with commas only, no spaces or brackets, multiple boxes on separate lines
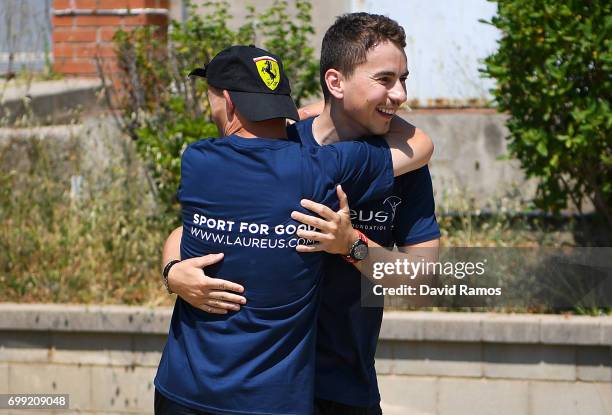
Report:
289,117,440,407
154,134,394,415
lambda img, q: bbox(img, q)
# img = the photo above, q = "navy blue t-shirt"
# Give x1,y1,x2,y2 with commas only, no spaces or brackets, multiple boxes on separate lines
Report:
154,134,394,415
289,118,440,407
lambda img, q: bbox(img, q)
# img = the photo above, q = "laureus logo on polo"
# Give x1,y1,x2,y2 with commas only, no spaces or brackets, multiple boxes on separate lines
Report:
350,196,402,230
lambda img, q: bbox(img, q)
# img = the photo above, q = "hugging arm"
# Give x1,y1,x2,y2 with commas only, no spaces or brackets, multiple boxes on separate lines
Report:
385,116,434,177
298,103,433,177
161,227,246,314
303,103,433,177
292,115,435,253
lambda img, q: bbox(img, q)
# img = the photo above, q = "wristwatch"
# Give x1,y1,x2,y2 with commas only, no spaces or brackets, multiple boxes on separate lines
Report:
162,259,181,294
343,230,369,263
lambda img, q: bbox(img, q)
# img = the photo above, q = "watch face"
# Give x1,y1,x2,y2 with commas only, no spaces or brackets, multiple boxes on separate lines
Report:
352,241,369,261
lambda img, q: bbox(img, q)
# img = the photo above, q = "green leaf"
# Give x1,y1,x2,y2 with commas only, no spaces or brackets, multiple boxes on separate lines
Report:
536,141,549,157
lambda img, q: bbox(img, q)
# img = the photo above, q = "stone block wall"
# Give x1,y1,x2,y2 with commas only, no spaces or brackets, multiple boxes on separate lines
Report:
0,305,610,414
376,312,612,415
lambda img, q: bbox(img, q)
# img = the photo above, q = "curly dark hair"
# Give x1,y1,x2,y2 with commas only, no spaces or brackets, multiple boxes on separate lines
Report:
320,12,406,100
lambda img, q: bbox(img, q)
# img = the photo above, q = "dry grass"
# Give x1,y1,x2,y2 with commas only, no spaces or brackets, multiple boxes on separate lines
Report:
0,133,172,306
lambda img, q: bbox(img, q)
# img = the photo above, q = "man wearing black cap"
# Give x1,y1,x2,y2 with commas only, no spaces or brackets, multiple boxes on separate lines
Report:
187,47,300,124
153,45,433,415
163,14,439,415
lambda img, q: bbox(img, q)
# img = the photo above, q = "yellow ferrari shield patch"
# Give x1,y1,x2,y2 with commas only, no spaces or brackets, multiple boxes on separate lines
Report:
253,56,280,90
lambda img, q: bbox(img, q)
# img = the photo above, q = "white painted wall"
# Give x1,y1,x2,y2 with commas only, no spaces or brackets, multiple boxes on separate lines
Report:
0,0,52,74
352,0,501,107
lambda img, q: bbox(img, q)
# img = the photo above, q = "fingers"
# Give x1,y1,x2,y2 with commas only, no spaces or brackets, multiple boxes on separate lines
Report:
198,304,228,315
205,298,241,312
298,108,312,120
298,101,324,120
296,229,329,242
336,185,349,212
300,199,337,220
206,277,245,293
291,211,329,230
183,255,245,294
187,253,225,268
296,244,324,253
208,290,247,305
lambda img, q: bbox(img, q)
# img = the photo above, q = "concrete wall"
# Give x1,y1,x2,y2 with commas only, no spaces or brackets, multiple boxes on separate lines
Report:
353,0,500,107
403,109,537,211
177,0,500,107
0,304,610,415
1,102,530,210
0,78,101,125
169,0,350,59
376,311,612,415
0,94,531,212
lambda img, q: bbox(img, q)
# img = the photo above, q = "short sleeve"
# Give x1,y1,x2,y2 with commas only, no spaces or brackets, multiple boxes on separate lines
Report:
176,146,190,203
392,166,441,245
326,138,394,206
176,144,195,203
176,142,208,205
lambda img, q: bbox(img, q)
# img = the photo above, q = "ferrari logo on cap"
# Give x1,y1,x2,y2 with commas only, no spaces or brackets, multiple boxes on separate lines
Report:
253,56,280,90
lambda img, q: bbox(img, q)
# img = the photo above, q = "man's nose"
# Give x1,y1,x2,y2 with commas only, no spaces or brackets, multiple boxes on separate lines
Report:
389,80,407,105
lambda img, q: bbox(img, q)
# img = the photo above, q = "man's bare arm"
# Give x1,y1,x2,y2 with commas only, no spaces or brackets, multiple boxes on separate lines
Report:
352,235,440,281
354,239,440,287
386,117,434,177
297,101,434,177
162,226,182,265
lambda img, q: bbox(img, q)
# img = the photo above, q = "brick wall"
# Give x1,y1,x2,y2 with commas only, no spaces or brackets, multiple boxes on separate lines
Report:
51,0,169,77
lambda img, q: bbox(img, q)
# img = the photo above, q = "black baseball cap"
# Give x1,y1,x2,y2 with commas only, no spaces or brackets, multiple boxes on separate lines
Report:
189,45,299,122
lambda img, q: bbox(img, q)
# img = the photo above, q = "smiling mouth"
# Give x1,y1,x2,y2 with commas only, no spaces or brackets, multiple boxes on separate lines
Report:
376,107,397,118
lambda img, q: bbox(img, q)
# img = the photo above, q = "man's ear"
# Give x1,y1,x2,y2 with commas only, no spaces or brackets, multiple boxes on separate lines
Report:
223,90,236,120
324,69,344,100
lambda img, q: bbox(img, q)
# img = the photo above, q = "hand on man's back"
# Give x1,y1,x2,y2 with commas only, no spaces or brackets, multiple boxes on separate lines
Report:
168,253,247,315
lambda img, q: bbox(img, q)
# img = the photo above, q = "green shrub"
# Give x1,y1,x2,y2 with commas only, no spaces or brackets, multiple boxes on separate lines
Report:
481,0,612,229
104,0,319,222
